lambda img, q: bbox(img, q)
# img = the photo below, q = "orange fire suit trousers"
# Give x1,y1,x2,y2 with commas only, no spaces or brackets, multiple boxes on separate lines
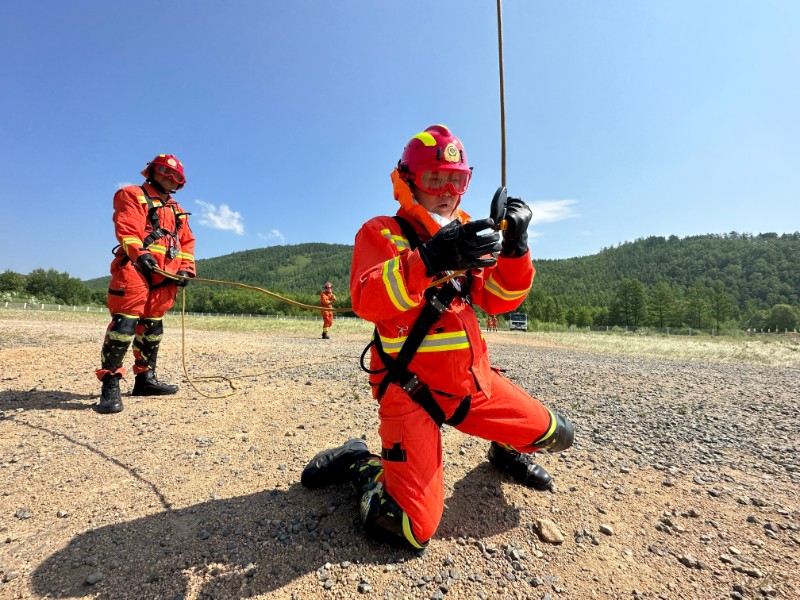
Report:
377,368,553,543
106,259,179,319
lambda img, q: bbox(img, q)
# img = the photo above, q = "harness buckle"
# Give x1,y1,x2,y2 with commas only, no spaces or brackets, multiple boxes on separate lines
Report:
401,374,425,396
429,296,447,314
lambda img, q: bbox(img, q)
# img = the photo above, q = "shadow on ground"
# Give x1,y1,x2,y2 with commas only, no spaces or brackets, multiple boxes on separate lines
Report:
0,389,96,412
30,466,519,598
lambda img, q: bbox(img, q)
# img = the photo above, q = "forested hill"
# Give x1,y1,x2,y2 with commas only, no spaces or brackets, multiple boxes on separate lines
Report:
84,243,356,315
78,232,798,324
532,232,799,309
195,243,354,295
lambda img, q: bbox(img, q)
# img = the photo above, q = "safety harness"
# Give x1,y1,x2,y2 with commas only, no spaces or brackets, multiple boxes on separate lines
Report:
361,216,472,428
113,187,189,288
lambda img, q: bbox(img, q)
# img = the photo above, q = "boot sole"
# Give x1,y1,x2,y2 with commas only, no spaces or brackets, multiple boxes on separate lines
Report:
301,439,370,489
131,388,179,396
96,403,123,414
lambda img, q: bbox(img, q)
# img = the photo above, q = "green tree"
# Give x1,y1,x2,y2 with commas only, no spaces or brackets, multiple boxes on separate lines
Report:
768,304,798,331
684,283,709,329
708,280,735,331
648,281,674,328
23,269,92,304
614,278,647,327
0,270,26,293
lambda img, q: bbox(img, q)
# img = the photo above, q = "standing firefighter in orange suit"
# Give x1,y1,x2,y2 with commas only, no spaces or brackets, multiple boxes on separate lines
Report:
95,154,196,414
320,281,336,339
302,125,574,550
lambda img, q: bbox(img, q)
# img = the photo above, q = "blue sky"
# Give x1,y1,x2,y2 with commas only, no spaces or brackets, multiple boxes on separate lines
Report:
1,1,798,280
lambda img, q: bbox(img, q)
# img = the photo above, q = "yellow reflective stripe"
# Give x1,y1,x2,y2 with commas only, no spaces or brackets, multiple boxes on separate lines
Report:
382,257,418,311
379,330,470,354
137,195,162,207
533,409,557,446
402,513,426,549
412,132,437,147
176,251,194,261
121,237,143,253
148,244,167,256
380,228,411,253
108,330,133,342
484,275,529,301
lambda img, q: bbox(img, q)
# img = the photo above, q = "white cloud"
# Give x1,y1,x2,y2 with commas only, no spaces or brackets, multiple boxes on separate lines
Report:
257,229,286,244
529,199,579,225
195,200,245,235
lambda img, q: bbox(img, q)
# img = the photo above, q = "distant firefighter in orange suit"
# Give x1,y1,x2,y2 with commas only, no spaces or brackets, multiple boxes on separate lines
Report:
320,281,336,339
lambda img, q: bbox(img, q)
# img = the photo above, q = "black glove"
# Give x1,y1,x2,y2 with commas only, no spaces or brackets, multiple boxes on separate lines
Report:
175,270,191,287
135,253,158,273
501,197,532,258
418,218,501,277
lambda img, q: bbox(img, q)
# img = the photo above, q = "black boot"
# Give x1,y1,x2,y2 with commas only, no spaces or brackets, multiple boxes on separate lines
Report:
359,480,428,550
97,374,123,414
322,332,330,339
132,370,179,396
488,442,553,491
301,439,371,489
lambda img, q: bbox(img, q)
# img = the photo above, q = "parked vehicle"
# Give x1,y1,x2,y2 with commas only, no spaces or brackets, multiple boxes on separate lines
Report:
509,312,528,332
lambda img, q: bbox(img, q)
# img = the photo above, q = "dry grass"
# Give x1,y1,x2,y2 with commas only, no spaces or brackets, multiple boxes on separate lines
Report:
3,308,798,367
530,329,800,367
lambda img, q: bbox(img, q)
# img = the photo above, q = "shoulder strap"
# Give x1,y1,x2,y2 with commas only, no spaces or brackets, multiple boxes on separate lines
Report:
393,215,421,250
359,215,466,425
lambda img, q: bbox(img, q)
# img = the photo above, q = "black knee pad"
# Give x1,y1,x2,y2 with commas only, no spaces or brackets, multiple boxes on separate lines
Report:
534,411,574,453
110,314,137,336
138,317,164,337
102,314,137,370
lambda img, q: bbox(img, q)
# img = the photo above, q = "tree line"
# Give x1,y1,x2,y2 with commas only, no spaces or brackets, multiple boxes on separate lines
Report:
4,232,798,331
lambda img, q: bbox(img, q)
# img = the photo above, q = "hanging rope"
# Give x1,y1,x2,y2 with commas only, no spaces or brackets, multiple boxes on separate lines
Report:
497,0,507,188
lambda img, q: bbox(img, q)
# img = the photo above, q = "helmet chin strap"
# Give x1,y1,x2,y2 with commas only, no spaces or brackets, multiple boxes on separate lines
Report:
147,177,178,196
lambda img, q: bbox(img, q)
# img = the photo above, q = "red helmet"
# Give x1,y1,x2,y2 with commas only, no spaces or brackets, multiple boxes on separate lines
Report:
141,154,186,190
398,125,472,195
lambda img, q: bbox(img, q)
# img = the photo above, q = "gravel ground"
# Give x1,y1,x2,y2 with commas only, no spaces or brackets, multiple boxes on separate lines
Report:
0,315,798,600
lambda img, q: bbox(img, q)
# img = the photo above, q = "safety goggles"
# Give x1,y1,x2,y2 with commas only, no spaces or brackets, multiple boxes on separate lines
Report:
413,169,471,196
154,164,186,185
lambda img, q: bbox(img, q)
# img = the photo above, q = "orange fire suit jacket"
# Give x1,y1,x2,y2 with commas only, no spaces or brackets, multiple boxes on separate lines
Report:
320,290,337,309
111,182,196,285
350,206,533,399
320,290,336,327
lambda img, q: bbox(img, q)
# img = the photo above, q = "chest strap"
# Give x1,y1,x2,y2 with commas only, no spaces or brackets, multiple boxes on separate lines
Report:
141,188,181,250
365,216,471,427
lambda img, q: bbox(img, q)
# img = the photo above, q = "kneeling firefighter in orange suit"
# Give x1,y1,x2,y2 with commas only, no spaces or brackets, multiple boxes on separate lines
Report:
302,125,574,549
95,154,196,414
320,281,336,339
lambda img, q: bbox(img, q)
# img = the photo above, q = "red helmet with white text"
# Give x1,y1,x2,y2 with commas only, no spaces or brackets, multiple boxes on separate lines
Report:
141,154,186,190
398,125,472,196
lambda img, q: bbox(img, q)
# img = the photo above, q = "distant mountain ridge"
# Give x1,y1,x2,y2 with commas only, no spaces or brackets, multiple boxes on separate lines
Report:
532,232,799,309
83,232,799,314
